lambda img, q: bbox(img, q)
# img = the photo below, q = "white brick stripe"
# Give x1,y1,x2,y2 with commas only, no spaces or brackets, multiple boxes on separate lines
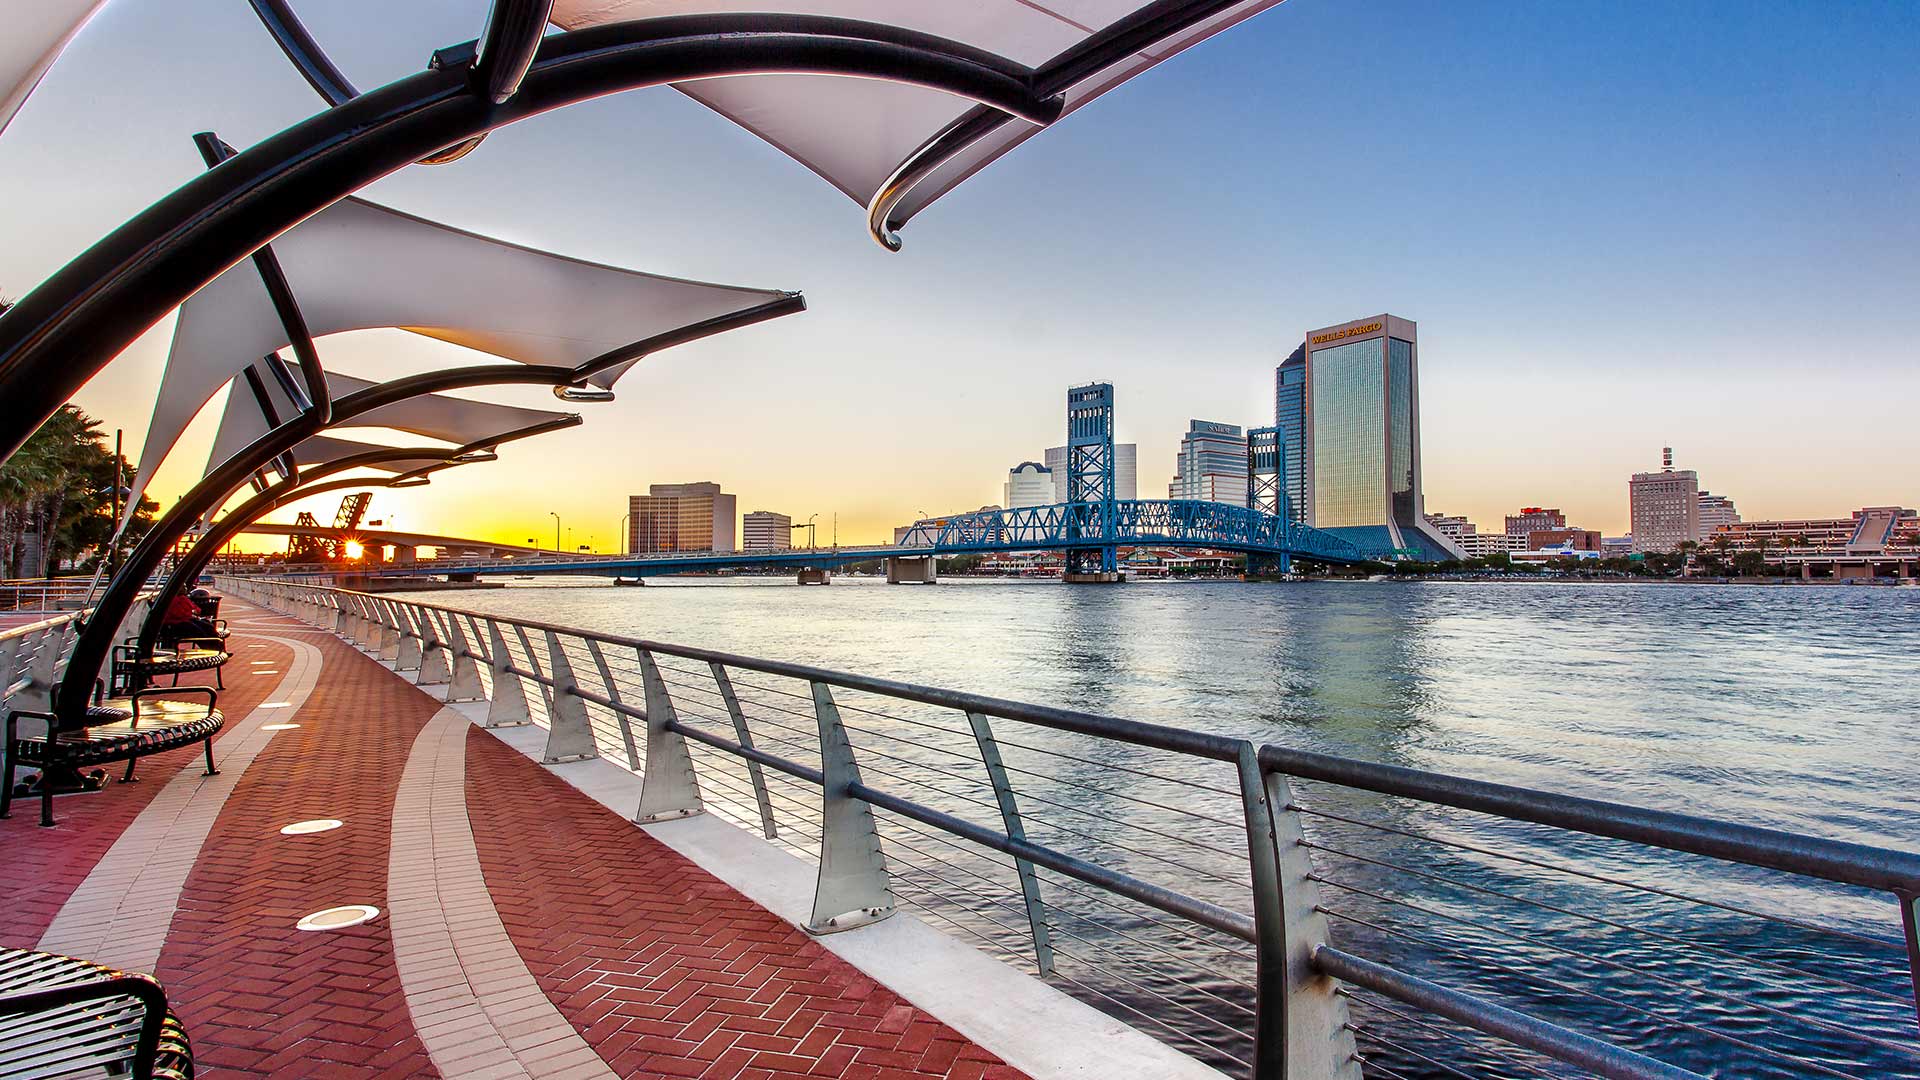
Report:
38,633,325,971
389,707,617,1080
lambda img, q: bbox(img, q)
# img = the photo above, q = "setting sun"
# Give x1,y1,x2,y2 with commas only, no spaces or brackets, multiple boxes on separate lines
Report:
342,540,364,560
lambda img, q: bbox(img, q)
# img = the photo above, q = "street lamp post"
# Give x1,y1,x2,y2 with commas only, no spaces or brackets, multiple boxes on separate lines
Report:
550,511,560,553
618,511,631,555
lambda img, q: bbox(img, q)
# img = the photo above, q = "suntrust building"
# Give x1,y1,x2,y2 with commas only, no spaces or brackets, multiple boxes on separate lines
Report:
1301,314,1465,560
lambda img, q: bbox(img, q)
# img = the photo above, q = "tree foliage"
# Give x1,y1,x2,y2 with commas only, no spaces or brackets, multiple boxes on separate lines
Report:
0,395,157,578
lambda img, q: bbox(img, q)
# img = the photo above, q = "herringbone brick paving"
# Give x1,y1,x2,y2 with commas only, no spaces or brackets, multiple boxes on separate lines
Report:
0,634,293,947
153,615,438,1079
464,728,1029,1080
6,599,1037,1079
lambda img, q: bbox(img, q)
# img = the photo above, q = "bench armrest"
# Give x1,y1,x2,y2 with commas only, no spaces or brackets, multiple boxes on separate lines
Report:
0,971,167,1079
130,686,217,727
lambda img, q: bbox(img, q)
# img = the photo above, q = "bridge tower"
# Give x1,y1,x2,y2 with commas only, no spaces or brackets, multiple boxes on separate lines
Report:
1064,382,1120,579
1246,426,1290,575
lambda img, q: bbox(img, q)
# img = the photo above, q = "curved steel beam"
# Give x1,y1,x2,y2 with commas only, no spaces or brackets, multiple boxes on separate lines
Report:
138,415,577,657
244,0,358,106
867,0,1255,249
473,0,555,104
57,357,583,719
0,15,1057,462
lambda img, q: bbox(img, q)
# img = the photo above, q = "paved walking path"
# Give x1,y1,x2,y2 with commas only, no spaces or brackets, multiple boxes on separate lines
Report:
1,599,1030,1080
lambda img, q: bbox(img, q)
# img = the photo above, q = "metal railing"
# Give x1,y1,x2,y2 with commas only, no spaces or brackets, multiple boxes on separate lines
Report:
221,576,1920,1080
1,595,157,721
0,579,99,614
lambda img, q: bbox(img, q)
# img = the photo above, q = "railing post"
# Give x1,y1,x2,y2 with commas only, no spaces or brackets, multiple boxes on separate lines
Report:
965,711,1053,974
393,605,424,672
1236,744,1358,1080
352,597,378,649
443,616,485,702
483,620,531,727
586,640,640,770
375,601,401,661
1901,891,1920,1029
634,648,702,822
808,681,894,934
540,631,597,763
416,610,451,686
711,661,777,840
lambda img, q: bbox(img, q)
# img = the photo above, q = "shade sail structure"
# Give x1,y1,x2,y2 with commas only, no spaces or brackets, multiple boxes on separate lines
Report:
549,1,1286,236
129,361,576,531
126,194,797,524
203,366,574,480
0,0,107,137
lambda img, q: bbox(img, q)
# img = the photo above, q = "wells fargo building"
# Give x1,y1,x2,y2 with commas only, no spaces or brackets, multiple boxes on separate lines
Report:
1302,314,1464,560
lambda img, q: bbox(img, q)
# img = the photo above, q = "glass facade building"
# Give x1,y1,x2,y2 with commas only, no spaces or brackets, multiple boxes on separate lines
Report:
1303,315,1462,560
1273,345,1307,524
1169,420,1249,506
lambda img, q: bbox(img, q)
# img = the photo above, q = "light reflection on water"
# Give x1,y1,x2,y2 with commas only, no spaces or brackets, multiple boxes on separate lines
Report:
406,577,1920,1077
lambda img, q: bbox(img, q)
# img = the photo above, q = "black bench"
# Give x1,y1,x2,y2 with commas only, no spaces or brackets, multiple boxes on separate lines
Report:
3,688,223,827
113,636,231,694
0,946,195,1079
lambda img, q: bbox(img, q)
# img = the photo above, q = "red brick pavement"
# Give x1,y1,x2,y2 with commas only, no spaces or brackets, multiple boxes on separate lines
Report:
464,728,1028,1080
152,618,439,1080
0,632,294,947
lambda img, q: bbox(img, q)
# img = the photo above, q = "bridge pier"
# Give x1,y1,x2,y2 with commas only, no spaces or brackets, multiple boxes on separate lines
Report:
886,557,937,585
797,568,831,586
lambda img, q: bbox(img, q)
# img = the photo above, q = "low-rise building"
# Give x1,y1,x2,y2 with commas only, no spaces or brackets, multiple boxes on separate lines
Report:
1528,528,1601,551
1504,507,1566,538
742,510,792,552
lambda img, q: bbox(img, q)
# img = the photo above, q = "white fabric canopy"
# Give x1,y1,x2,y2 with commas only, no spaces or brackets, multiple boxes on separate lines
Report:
129,195,792,524
0,0,107,137
549,1,1286,225
202,366,572,479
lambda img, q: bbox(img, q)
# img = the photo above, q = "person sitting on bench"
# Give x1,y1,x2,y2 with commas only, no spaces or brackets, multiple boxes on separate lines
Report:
159,593,218,645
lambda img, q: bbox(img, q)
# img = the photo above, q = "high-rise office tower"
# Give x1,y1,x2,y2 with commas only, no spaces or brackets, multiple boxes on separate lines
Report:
1302,314,1464,559
742,510,792,552
1273,344,1307,524
1168,420,1248,506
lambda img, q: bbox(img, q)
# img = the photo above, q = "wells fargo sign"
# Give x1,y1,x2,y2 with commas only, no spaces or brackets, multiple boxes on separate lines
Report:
1310,321,1383,346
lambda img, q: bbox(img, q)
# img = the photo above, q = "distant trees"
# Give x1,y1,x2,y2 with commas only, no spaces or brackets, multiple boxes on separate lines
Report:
0,401,156,578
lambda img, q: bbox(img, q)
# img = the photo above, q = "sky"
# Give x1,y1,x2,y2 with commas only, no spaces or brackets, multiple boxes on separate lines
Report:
2,0,1916,549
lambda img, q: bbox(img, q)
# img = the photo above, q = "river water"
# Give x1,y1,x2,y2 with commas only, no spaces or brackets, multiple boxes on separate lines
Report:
397,577,1920,1078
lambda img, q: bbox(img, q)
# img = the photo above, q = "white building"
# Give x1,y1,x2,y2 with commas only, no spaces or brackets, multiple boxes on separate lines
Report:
742,510,792,552
1003,461,1054,509
1698,491,1740,536
1043,443,1137,502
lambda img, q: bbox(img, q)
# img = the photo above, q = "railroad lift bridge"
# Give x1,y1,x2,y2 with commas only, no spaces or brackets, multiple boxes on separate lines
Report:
392,384,1386,584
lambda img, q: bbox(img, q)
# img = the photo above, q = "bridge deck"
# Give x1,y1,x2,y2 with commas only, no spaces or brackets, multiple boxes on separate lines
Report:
1,598,1029,1079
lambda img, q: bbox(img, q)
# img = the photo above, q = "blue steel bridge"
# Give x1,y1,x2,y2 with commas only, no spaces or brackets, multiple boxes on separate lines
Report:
384,498,1389,579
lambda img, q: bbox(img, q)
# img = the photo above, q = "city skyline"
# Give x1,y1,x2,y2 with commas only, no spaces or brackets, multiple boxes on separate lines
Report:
1,0,1914,548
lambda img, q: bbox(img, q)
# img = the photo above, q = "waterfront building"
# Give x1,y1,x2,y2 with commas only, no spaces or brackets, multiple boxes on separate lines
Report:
1003,461,1054,509
1273,344,1307,525
629,482,736,553
1698,491,1740,534
1629,448,1699,553
1302,314,1464,559
1168,420,1248,507
1505,507,1566,538
1714,507,1917,579
1459,531,1526,558
1044,443,1137,502
742,510,792,552
1602,536,1635,559
1528,529,1601,551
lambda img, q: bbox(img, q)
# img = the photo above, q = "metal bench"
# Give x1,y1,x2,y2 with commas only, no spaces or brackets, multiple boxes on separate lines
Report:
0,946,195,1079
3,688,223,827
112,637,231,694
